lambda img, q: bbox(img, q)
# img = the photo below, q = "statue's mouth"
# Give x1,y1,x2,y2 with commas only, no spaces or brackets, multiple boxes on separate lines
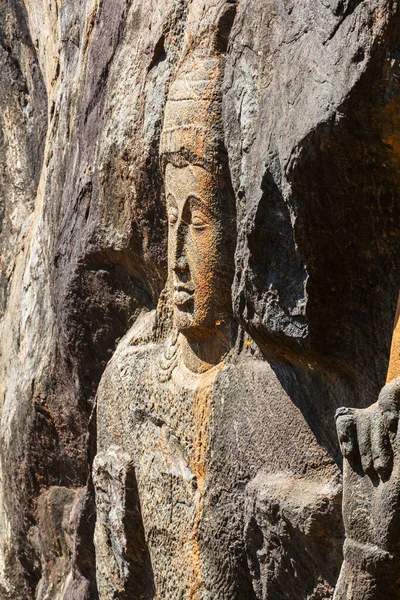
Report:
174,284,194,308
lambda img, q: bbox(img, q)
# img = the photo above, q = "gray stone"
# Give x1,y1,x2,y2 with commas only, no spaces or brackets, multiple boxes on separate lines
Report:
0,0,400,597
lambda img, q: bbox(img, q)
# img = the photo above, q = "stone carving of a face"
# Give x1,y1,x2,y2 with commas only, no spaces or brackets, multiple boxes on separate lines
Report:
161,50,235,341
165,163,226,337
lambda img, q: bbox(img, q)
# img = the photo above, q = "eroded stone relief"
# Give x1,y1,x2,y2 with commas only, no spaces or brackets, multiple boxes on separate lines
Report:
334,377,400,599
1,0,400,597
94,19,348,600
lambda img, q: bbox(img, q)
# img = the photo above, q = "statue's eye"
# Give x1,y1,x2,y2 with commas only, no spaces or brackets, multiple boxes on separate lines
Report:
168,208,178,225
191,211,207,229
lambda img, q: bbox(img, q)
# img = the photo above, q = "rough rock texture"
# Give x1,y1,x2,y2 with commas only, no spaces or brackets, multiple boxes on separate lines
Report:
0,0,400,598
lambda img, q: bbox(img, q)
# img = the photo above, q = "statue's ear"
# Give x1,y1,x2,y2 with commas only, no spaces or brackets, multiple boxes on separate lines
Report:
214,1,237,53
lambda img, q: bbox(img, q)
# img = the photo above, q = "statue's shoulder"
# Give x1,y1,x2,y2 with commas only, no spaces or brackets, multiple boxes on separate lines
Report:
95,311,159,443
100,310,158,379
113,309,158,362
122,309,157,348
97,310,159,404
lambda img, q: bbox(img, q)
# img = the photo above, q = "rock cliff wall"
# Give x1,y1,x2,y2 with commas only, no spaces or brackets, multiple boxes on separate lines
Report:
0,0,400,598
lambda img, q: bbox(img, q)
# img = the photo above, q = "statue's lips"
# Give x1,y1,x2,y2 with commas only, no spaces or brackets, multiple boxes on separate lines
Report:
174,285,194,307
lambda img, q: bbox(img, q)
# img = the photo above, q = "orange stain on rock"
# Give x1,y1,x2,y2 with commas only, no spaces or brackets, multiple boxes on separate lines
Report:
188,366,222,599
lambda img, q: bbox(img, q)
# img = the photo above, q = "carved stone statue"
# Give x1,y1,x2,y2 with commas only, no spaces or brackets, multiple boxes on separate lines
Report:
335,377,400,599
93,34,345,600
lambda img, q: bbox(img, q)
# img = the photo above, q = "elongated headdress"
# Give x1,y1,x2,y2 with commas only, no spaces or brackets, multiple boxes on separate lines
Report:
160,46,225,172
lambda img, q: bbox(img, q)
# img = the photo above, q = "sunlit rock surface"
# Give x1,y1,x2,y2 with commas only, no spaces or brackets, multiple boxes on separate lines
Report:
0,0,400,598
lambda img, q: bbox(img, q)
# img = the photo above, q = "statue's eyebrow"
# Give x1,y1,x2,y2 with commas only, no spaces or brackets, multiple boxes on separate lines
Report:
186,194,209,211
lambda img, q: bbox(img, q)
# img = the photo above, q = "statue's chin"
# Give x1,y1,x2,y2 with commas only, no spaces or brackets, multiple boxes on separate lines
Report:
174,307,216,341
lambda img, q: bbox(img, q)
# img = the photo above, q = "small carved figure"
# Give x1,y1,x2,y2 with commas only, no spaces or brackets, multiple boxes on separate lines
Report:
335,377,400,599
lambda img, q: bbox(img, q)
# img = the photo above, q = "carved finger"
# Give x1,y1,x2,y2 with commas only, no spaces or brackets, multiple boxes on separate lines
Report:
335,407,358,460
378,378,400,434
370,406,393,480
355,410,373,474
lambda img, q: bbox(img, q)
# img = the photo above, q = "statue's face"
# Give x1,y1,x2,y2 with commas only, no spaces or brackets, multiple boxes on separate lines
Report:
165,163,231,338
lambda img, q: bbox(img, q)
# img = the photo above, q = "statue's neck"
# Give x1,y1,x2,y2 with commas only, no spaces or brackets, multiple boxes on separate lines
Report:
178,322,234,374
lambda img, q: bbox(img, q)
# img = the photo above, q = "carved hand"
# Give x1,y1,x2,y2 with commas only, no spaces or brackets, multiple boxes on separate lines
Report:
334,378,400,599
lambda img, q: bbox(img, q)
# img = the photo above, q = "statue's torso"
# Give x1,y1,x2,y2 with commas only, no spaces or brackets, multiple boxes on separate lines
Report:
94,311,343,600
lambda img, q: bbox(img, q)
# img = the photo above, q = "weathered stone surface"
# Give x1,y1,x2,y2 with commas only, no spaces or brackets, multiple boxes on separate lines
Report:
335,378,400,599
0,0,400,598
245,472,342,599
93,446,153,600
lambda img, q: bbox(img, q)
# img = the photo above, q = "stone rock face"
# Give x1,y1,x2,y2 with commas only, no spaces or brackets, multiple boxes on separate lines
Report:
0,0,400,598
